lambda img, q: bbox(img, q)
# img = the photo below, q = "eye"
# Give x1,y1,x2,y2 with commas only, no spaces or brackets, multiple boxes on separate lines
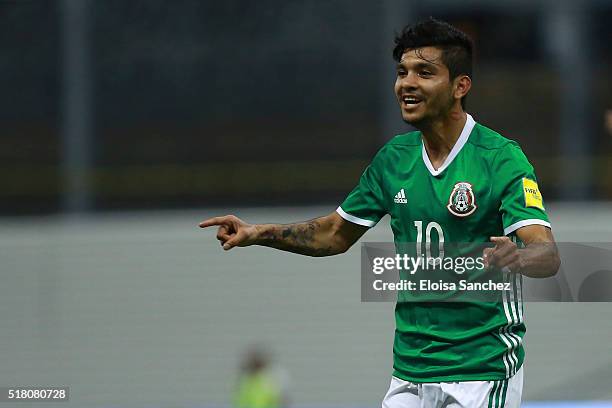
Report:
397,69,407,77
420,70,432,77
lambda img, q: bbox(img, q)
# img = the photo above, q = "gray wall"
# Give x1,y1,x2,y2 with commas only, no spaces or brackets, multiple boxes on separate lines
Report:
1,203,611,407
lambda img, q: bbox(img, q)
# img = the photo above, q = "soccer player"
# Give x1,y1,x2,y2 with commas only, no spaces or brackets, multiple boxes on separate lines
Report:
200,18,560,408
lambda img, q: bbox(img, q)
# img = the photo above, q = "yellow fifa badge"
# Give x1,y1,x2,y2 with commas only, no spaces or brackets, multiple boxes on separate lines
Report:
522,178,544,210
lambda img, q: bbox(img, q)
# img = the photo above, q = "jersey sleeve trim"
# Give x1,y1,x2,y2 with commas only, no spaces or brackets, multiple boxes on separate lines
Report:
504,219,551,236
336,206,377,227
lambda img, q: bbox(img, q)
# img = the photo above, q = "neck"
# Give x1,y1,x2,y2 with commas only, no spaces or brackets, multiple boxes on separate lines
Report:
420,109,467,166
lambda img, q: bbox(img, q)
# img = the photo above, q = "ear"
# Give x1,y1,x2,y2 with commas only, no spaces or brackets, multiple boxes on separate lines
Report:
453,75,471,100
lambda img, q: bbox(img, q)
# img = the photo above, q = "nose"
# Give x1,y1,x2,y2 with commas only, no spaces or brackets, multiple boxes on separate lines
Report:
397,71,418,91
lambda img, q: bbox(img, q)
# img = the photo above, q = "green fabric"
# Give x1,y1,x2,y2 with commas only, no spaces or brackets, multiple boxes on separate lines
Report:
234,372,281,408
340,118,548,382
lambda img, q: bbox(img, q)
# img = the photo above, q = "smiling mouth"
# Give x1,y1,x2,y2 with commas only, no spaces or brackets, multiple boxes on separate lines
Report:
401,95,423,108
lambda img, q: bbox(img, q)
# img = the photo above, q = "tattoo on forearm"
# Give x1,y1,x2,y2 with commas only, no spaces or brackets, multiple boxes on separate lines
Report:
258,220,336,257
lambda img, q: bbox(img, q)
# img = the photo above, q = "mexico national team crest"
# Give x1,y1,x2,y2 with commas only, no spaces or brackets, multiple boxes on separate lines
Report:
447,182,477,217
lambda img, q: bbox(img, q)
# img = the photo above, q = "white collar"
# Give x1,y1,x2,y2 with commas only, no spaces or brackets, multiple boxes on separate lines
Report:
421,113,475,177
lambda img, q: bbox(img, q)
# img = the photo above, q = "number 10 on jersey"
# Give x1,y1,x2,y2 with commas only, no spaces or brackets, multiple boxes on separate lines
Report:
414,220,445,259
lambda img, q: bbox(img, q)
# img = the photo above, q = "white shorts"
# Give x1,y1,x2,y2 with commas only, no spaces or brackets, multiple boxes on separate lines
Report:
382,366,523,408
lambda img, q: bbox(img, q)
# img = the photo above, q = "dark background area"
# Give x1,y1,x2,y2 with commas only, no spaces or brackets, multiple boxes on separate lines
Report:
1,0,610,214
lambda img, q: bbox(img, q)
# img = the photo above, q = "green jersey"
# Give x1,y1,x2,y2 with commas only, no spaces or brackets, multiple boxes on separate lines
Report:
338,114,550,382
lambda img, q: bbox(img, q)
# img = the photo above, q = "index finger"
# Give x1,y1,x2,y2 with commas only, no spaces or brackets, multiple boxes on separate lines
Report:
490,236,510,247
199,216,230,228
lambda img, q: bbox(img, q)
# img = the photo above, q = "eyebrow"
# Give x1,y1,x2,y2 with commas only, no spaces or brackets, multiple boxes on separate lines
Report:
396,61,439,70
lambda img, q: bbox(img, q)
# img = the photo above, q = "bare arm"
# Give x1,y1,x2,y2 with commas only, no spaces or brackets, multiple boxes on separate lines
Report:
199,211,368,257
484,225,561,278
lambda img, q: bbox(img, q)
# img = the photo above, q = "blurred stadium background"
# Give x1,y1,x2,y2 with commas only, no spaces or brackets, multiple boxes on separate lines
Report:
1,0,611,407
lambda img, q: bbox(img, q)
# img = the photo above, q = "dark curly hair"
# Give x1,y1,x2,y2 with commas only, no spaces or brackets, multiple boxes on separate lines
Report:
393,18,473,109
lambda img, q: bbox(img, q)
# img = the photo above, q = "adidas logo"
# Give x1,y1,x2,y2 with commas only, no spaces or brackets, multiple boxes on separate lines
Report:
394,188,407,204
